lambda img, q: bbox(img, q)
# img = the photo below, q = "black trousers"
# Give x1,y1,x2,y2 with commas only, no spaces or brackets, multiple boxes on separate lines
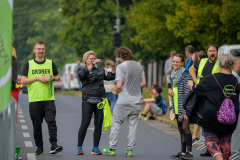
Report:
29,100,57,147
78,102,103,147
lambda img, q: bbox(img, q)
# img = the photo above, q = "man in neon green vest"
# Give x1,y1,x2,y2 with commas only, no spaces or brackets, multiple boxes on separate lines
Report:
189,44,220,157
21,41,62,155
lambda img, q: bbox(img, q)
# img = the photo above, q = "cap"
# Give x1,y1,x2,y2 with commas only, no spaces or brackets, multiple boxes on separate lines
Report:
155,87,162,94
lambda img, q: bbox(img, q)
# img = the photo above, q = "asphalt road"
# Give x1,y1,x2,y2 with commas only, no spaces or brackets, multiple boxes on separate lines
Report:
16,94,212,160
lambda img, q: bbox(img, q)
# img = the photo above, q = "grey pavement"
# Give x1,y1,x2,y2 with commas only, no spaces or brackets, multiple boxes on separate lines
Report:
16,94,212,160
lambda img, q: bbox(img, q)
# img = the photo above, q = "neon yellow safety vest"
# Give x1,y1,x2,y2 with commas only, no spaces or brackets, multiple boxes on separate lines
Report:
196,58,220,84
27,59,55,102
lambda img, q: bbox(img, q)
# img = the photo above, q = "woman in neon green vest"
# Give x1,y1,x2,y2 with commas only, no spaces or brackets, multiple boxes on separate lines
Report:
168,54,193,159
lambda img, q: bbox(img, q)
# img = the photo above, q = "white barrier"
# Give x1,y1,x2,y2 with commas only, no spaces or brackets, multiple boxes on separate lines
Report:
0,97,16,160
230,115,240,160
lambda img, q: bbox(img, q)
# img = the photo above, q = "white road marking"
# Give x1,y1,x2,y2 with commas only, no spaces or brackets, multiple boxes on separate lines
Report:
21,125,28,130
23,132,30,137
18,111,23,114
20,119,26,123
27,153,36,160
19,115,24,118
25,141,33,147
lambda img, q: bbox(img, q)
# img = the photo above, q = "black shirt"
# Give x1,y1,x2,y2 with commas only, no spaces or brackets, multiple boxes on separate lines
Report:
194,60,216,82
22,59,58,77
192,73,240,134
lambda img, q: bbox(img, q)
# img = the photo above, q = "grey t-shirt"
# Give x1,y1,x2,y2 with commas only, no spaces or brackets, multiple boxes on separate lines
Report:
116,60,145,104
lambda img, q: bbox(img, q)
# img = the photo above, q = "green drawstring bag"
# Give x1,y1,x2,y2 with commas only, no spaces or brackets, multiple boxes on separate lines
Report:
97,98,112,131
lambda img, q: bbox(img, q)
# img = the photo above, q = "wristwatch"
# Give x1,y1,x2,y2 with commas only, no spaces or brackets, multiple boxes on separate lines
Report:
52,76,55,81
91,62,95,67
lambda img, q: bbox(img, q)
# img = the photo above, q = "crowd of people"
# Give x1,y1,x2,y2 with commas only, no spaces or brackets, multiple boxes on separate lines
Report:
17,40,239,160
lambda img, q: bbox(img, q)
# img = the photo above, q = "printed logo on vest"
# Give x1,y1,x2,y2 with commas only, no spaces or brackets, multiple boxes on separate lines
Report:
32,69,50,75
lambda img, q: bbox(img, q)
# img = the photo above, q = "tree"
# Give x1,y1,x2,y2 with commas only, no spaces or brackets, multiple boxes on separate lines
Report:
126,0,186,61
13,0,78,73
166,0,240,50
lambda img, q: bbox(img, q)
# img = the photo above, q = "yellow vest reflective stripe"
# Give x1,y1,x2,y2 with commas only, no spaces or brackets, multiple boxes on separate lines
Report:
27,59,55,102
196,58,220,84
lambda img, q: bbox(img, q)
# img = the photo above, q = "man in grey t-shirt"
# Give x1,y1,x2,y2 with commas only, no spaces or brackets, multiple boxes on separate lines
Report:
103,46,146,157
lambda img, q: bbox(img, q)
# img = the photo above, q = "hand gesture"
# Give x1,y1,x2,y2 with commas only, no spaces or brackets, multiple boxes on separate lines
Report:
143,87,149,93
94,59,102,65
37,74,50,83
183,114,189,121
108,60,115,66
187,80,194,90
168,89,174,96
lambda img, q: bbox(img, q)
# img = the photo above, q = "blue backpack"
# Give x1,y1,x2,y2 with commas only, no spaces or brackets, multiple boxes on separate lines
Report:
156,95,168,115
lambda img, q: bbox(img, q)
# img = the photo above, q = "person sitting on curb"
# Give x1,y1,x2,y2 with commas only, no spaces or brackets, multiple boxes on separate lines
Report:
140,86,167,120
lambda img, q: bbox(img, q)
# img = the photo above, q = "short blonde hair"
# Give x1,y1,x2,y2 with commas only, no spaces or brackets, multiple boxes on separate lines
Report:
218,54,234,71
83,51,97,66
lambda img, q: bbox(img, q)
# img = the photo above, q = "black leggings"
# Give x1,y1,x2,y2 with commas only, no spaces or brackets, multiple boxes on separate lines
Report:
77,102,103,147
176,115,192,153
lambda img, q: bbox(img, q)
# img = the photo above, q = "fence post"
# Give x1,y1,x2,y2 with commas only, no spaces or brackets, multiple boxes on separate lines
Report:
158,60,163,87
153,61,157,85
147,63,152,88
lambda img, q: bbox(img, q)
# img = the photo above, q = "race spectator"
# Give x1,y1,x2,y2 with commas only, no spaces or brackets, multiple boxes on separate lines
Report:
189,44,220,157
198,51,207,60
103,46,146,157
104,59,117,113
232,57,240,83
168,54,193,159
188,54,239,160
140,86,167,120
164,50,177,108
192,52,199,65
185,45,194,71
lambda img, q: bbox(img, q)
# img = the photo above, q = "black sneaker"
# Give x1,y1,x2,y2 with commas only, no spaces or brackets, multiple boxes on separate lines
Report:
149,116,155,120
200,151,211,157
35,146,43,155
181,152,193,159
192,137,200,144
171,152,185,159
50,145,63,154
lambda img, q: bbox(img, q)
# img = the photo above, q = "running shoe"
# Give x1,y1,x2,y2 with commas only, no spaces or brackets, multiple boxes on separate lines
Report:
192,137,200,144
125,150,133,157
181,152,193,159
35,146,43,155
76,146,84,155
144,116,149,121
92,146,102,155
170,152,185,159
149,116,155,120
50,145,63,154
200,150,211,157
102,147,116,156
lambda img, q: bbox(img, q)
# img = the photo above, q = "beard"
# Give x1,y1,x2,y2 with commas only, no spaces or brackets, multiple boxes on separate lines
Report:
209,55,217,63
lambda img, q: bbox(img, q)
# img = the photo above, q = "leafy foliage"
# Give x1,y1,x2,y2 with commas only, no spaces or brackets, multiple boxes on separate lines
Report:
166,0,240,50
13,0,77,73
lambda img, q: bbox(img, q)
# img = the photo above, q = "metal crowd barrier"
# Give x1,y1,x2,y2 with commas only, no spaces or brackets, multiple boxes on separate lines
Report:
193,115,240,160
0,97,16,160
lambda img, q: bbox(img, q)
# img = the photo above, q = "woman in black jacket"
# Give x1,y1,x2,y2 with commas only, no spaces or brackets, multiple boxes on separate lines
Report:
188,54,240,160
76,51,115,155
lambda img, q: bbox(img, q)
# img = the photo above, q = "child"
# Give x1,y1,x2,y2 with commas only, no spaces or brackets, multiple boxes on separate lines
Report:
140,86,167,120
